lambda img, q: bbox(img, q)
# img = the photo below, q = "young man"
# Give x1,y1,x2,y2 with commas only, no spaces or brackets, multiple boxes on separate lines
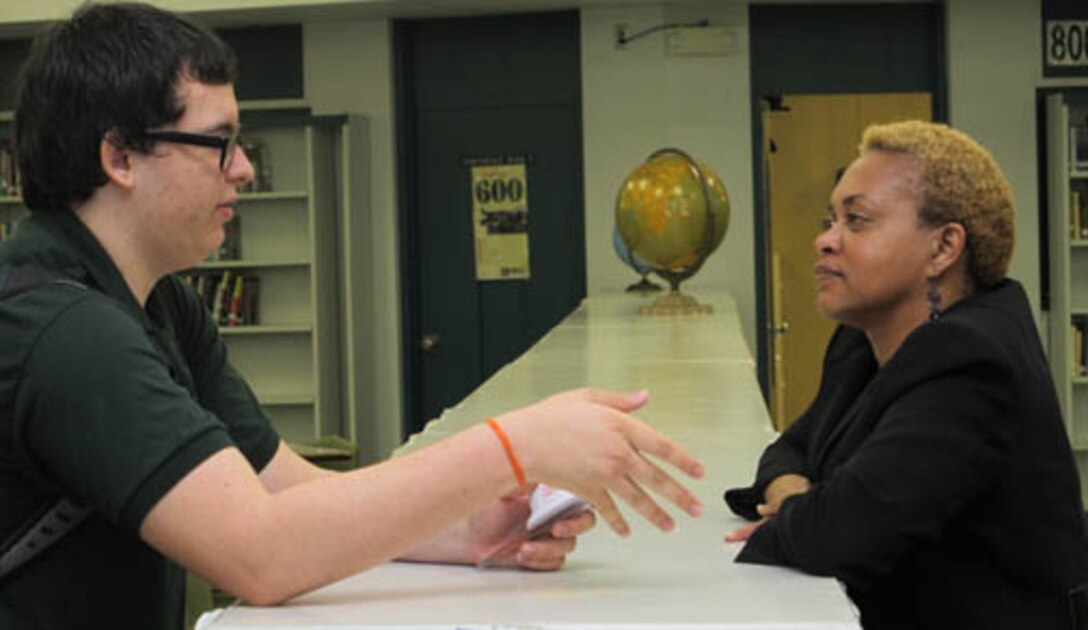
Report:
0,4,705,628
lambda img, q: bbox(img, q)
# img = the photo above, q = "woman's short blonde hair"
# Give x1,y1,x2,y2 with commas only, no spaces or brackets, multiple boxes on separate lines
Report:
861,121,1014,288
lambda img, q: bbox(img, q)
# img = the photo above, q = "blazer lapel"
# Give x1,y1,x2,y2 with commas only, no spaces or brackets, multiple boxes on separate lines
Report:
814,375,878,473
809,332,879,475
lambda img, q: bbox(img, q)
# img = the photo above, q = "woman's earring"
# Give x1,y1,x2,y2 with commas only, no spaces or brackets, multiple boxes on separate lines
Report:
927,280,942,322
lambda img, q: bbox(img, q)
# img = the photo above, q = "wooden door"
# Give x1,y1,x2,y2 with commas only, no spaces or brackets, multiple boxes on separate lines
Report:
766,92,931,430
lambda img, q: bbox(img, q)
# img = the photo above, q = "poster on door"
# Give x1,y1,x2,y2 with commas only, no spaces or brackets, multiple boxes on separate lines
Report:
470,159,530,281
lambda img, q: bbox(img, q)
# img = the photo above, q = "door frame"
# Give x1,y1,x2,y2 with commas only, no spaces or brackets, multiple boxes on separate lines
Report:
392,18,421,439
764,93,933,430
748,3,949,410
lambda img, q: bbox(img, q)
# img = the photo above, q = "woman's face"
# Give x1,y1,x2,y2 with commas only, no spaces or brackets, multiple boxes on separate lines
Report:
814,150,937,330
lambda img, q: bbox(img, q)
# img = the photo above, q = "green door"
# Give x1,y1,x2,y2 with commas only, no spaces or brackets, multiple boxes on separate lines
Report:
397,12,585,435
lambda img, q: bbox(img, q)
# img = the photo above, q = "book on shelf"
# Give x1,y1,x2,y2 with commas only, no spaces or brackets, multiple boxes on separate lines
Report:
241,276,260,326
0,141,19,197
1075,186,1088,239
227,274,244,326
1074,190,1083,239
211,270,231,325
206,216,242,262
0,221,16,242
239,137,273,193
1074,316,1087,377
183,269,260,327
1074,126,1088,172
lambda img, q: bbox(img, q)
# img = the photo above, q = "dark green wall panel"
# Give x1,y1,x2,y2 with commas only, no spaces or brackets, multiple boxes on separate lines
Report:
750,4,942,96
409,12,581,108
0,24,302,113
0,39,29,112
218,25,303,101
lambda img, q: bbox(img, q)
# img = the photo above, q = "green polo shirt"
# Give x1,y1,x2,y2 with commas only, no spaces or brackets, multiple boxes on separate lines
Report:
0,210,280,629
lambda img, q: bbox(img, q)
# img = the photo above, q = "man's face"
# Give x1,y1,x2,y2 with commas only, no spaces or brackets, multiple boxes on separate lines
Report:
132,78,253,273
813,150,937,330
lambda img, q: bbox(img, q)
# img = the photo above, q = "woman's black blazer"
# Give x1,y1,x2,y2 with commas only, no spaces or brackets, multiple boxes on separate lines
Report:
726,279,1088,629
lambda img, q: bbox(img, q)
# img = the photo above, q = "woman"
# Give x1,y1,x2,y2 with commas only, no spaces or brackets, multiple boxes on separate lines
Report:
724,121,1088,629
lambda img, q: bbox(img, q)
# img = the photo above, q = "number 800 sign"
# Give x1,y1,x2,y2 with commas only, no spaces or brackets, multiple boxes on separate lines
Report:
1047,21,1088,67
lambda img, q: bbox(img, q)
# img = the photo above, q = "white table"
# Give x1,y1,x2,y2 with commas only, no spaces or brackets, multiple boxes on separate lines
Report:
201,291,860,629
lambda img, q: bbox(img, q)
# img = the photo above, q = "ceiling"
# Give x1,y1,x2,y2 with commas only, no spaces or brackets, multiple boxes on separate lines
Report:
0,0,937,34
197,0,935,28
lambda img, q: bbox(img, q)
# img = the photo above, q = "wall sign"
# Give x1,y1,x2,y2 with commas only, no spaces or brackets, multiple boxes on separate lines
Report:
465,156,531,281
1044,0,1088,77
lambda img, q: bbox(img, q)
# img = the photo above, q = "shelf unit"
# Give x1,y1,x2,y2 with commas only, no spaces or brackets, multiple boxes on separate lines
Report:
0,108,370,459
201,113,349,447
1045,93,1088,496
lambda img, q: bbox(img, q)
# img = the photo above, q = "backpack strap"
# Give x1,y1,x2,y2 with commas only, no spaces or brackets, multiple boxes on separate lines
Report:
0,262,90,581
0,498,91,579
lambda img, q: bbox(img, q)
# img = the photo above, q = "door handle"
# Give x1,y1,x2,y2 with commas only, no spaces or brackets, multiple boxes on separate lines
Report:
420,333,441,352
769,322,790,335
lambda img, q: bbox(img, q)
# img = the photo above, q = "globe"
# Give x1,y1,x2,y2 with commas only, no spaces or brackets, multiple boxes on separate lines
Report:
614,148,730,314
611,226,662,293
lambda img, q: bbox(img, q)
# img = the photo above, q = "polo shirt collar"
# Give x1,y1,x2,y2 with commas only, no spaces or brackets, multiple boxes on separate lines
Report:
18,209,151,326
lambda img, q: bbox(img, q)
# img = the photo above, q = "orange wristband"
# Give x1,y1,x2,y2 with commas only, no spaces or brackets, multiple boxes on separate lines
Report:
486,418,526,486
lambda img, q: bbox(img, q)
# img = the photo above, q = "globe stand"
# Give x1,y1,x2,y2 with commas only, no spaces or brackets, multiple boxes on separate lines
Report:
626,274,663,293
638,277,712,316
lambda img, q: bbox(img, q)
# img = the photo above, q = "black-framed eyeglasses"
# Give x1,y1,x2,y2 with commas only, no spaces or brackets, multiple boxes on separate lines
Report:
138,126,241,171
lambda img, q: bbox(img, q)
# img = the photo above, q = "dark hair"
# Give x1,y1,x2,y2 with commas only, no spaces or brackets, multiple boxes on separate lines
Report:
14,2,237,211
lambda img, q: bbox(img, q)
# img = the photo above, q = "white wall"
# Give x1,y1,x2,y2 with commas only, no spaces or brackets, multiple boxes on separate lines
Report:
581,4,756,355
946,1,1088,497
301,3,760,459
8,0,1078,456
579,0,1088,368
945,0,1088,331
303,18,403,462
